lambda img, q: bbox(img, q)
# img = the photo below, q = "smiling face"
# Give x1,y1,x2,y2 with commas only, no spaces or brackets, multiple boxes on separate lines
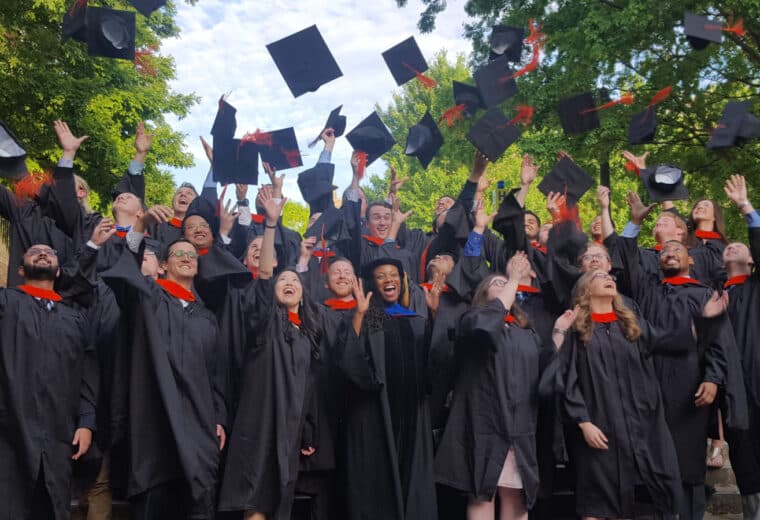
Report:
172,187,197,216
327,260,354,298
434,196,455,228
112,192,144,220
525,213,540,240
692,199,715,224
244,237,277,270
578,243,612,273
367,205,392,239
20,244,60,281
183,215,213,249
427,254,455,279
141,250,164,279
588,270,617,298
373,264,402,304
590,216,602,238
275,270,303,309
653,213,686,244
659,241,692,277
162,241,198,281
723,241,753,274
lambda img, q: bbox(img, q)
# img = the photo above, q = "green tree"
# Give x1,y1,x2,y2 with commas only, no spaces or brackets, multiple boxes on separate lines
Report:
282,200,310,236
396,0,760,242
0,0,197,210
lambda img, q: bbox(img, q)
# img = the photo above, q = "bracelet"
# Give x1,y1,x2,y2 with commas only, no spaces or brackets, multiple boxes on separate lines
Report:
265,223,277,229
739,201,751,209
552,327,567,335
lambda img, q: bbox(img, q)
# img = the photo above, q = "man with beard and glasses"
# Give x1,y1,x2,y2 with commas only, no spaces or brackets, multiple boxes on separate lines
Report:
0,244,97,520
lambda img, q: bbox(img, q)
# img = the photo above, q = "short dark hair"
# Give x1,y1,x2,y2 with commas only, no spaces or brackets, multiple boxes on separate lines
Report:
366,201,392,216
525,210,541,227
163,238,195,261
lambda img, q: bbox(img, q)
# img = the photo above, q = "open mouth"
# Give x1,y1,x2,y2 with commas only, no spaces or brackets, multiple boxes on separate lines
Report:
283,287,296,297
382,283,397,296
603,281,615,289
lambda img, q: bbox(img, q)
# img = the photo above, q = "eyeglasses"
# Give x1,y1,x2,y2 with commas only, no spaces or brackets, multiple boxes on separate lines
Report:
168,250,199,260
581,253,609,262
25,247,57,257
489,278,509,288
185,223,210,231
591,272,616,282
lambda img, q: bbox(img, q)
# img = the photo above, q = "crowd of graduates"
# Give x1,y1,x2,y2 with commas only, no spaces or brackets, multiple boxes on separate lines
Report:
1,114,759,520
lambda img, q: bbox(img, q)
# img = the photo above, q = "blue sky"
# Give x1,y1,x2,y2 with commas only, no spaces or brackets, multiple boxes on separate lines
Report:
160,0,474,202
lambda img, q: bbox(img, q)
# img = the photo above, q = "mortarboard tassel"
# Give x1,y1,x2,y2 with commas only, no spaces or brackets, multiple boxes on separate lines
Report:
555,186,581,228
438,104,467,127
14,170,53,202
500,43,543,84
68,0,87,16
525,18,547,45
355,151,368,179
507,105,535,126
581,92,635,114
648,86,673,107
704,16,746,37
401,62,438,89
134,46,158,77
282,147,300,168
624,161,641,177
240,129,273,147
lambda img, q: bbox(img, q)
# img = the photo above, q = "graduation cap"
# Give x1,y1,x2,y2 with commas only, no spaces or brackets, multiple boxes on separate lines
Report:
210,96,237,140
684,13,723,50
0,120,28,179
304,206,351,243
453,81,486,117
257,128,303,171
489,25,524,63
557,92,601,135
640,165,689,202
473,55,518,108
466,107,521,163
382,36,436,88
86,7,136,60
707,100,760,149
346,112,396,165
309,106,347,147
404,111,444,169
297,162,336,215
126,0,167,17
212,139,259,185
538,156,594,206
266,25,343,98
628,87,673,145
62,0,88,41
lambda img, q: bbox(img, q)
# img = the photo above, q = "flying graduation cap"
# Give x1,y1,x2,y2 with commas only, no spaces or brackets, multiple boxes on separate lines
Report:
382,36,437,88
346,112,396,173
256,128,303,171
640,165,689,202
628,86,673,145
474,55,519,108
309,106,347,147
707,100,760,149
558,91,634,135
489,25,525,63
127,0,167,17
404,111,444,169
209,97,259,185
62,4,136,60
266,25,343,98
298,162,337,216
683,12,745,50
0,120,28,179
466,107,521,163
538,156,594,206
453,81,486,117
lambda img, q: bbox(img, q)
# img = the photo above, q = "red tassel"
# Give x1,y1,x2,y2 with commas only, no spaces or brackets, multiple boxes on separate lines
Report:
648,86,672,107
525,18,547,45
705,17,746,37
355,151,368,179
281,148,300,168
240,129,273,147
624,161,640,177
581,92,634,114
501,43,542,84
507,105,534,126
68,0,87,16
215,184,229,217
555,188,580,227
438,104,467,127
134,46,158,77
402,62,438,89
14,170,53,202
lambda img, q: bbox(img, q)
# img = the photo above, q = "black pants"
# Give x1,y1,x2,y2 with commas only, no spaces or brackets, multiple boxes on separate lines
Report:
130,480,191,520
28,468,54,519
725,404,760,496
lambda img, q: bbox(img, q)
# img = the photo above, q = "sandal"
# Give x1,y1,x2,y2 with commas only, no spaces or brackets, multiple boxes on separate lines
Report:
706,445,725,469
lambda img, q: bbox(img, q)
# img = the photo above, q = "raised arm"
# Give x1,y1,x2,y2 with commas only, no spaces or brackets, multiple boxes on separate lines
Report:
258,188,287,280
515,153,539,208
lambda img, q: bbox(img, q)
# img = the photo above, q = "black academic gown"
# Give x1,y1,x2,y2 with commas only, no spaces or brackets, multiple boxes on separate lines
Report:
435,299,548,509
616,235,748,484
0,288,97,520
339,305,438,520
100,252,227,519
217,278,338,519
148,219,184,248
559,317,685,517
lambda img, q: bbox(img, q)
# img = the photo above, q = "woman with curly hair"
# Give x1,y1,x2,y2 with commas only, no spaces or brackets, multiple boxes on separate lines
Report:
558,269,702,519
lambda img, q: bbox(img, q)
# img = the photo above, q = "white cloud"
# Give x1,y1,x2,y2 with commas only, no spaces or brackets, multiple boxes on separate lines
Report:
160,0,474,203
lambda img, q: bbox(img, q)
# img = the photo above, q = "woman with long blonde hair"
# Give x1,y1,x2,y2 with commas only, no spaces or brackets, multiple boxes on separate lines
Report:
557,269,693,519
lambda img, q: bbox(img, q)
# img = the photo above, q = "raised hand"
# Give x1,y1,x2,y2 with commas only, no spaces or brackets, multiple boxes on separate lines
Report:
579,422,609,450
54,120,89,161
423,270,445,318
625,191,656,225
546,191,566,218
134,122,153,161
388,166,408,195
352,276,372,314
702,291,728,318
236,183,249,202
596,185,610,211
471,149,489,178
473,199,497,233
321,127,336,150
554,305,579,332
622,150,649,171
299,236,317,264
259,187,287,225
520,153,539,186
219,198,240,237
262,162,284,197
200,136,213,162
724,174,749,208
90,217,117,246
506,251,534,281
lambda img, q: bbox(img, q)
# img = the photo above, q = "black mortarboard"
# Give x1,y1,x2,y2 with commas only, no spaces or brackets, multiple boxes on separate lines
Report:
641,165,689,202
684,13,723,50
85,7,136,60
309,106,347,147
628,108,658,144
382,36,429,86
257,128,303,171
266,25,343,98
707,101,760,149
304,206,351,243
346,112,396,165
297,162,336,215
466,107,521,162
212,139,259,185
538,156,594,206
405,111,444,169
210,97,237,140
127,0,167,17
0,120,28,179
557,92,601,135
453,81,486,117
62,1,87,41
473,55,518,108
489,25,525,63
362,257,405,281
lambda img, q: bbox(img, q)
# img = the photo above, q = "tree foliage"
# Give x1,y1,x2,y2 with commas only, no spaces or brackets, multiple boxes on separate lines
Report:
397,0,760,241
0,0,197,210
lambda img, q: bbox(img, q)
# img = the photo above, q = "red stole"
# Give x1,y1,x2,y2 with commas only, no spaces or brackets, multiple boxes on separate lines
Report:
17,285,62,302
155,279,195,302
